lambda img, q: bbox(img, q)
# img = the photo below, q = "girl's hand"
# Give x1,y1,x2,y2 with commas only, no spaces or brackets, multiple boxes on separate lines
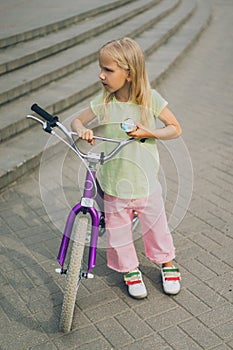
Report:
71,107,96,145
127,122,154,140
127,106,182,141
77,127,94,145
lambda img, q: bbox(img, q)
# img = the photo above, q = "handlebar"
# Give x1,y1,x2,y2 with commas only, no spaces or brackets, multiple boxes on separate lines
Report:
27,103,139,164
31,104,58,126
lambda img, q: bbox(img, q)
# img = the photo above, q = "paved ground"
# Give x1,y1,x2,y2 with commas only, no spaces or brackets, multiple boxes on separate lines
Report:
1,0,233,349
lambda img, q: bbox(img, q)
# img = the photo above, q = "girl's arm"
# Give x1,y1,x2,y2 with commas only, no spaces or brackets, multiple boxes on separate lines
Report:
71,107,96,145
154,106,182,139
128,106,182,140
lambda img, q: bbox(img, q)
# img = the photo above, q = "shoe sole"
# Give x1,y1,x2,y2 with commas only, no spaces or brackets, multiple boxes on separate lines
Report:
129,292,148,299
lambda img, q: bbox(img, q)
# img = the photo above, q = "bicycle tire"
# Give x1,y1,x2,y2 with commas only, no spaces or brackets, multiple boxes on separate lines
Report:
59,216,88,333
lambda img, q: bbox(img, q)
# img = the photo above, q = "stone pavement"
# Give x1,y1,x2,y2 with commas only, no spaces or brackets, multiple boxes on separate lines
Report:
1,0,233,349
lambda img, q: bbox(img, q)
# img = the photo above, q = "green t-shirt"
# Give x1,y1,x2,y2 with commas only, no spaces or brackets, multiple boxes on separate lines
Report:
90,89,168,199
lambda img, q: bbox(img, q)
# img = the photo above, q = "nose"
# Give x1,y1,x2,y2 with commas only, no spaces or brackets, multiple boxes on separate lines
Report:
99,70,105,81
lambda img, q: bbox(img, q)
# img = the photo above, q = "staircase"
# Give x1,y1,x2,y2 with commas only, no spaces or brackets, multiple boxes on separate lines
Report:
0,0,211,190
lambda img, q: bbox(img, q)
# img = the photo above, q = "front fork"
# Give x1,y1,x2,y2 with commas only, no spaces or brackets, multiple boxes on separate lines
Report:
57,203,102,274
57,164,104,275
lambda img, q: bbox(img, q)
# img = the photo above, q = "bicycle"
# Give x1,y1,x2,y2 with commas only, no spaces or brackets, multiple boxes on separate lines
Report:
27,104,142,333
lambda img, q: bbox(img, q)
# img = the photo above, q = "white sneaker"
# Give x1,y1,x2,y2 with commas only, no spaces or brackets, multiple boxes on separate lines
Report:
161,266,181,295
124,269,147,299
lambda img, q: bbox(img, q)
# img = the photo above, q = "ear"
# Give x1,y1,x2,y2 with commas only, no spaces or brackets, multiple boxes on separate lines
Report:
126,73,132,82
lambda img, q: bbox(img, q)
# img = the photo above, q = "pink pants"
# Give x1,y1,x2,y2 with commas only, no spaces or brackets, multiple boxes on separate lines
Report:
104,182,175,272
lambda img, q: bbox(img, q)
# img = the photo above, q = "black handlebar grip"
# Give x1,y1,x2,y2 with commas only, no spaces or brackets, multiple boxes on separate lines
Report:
31,104,57,124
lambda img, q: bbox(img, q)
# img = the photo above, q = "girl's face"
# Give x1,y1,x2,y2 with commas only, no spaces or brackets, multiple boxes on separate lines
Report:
98,52,131,102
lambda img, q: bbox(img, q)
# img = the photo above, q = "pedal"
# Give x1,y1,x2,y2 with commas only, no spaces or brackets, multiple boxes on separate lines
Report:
98,227,106,237
99,215,105,228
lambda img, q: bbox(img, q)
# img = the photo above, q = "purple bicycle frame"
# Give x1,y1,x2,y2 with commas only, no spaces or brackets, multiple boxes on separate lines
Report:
57,166,103,273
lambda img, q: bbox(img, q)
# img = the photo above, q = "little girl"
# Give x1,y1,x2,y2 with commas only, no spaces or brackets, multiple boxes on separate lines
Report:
71,37,182,299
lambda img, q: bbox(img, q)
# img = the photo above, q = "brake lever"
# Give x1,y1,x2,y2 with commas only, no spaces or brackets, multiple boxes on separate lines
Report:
27,114,55,134
27,114,45,126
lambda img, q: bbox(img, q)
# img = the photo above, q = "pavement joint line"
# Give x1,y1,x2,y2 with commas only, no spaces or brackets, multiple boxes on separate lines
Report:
1,0,233,348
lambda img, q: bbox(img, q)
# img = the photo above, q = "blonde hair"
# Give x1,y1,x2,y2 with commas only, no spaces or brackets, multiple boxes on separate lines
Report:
99,37,151,125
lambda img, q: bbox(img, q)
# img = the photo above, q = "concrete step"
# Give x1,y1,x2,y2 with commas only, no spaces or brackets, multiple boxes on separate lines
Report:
148,0,212,85
0,0,134,48
0,0,193,142
0,0,212,191
0,0,160,74
0,0,179,107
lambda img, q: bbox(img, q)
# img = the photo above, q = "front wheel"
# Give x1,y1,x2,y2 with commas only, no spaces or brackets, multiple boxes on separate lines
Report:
59,216,88,333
